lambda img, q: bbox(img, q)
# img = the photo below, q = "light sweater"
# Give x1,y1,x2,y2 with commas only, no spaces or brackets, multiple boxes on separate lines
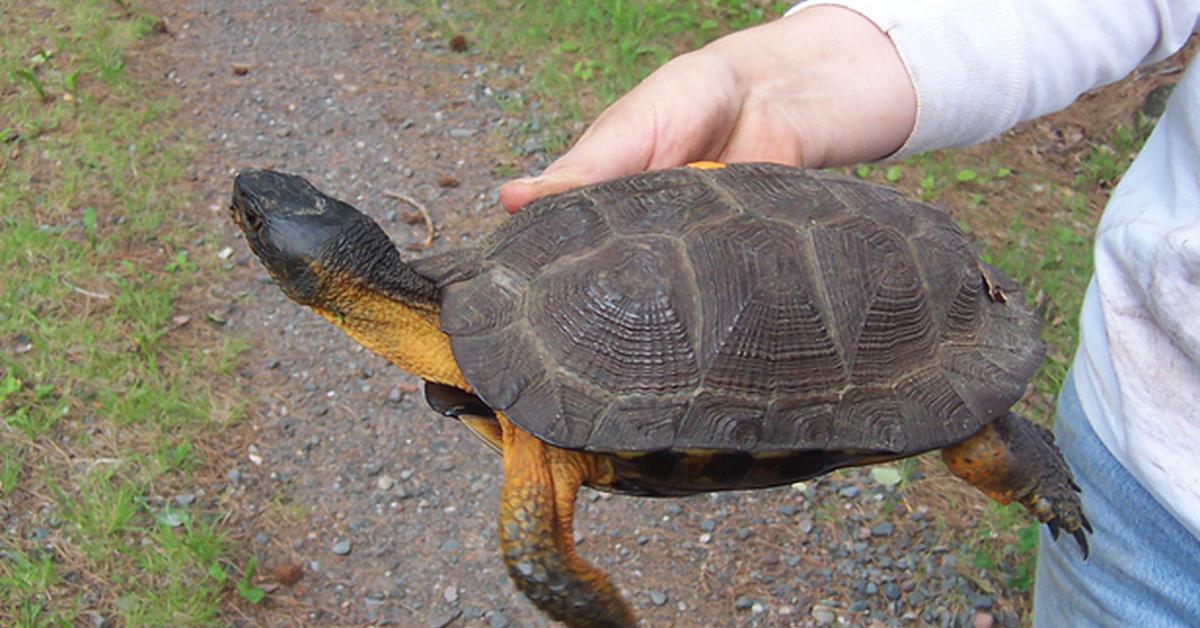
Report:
791,0,1200,540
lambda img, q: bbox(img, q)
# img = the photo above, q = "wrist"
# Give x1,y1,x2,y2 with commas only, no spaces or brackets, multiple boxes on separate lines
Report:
706,5,915,167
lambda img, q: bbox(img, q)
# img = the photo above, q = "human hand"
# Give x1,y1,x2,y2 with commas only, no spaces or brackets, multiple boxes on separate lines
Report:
499,6,917,213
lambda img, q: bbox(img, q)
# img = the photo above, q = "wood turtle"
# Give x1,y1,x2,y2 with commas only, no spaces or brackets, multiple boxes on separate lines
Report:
231,161,1090,627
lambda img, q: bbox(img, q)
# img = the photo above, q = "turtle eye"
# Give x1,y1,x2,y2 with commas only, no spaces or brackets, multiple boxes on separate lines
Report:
242,206,264,232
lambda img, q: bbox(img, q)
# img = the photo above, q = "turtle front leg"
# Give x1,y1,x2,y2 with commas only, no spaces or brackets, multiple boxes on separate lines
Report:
941,412,1093,557
497,416,636,628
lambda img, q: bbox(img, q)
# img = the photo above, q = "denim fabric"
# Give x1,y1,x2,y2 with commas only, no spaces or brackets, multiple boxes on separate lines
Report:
1033,374,1200,627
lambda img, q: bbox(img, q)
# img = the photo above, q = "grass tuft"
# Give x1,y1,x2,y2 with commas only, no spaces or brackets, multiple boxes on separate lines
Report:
1,1,249,624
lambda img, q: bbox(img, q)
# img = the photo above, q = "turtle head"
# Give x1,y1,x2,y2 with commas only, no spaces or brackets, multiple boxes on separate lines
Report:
230,170,466,388
231,169,438,311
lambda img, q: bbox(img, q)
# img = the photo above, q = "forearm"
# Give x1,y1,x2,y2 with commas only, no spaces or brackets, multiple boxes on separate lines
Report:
795,0,1200,155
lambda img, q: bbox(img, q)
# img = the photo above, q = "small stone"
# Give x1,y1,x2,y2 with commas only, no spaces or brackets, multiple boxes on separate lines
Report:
436,458,456,472
871,522,895,537
364,461,384,476
734,595,754,611
231,63,250,75
388,387,403,403
377,475,395,491
254,531,271,545
437,175,460,188
636,535,649,545
488,612,510,628
664,504,682,515
800,519,814,534
265,358,281,369
428,609,461,628
972,594,994,610
839,486,860,498
443,585,459,604
174,493,195,506
700,518,717,532
648,590,668,606
974,611,996,628
226,468,241,483
449,128,475,138
777,503,799,516
751,602,766,614
883,583,901,601
331,539,352,555
812,605,836,625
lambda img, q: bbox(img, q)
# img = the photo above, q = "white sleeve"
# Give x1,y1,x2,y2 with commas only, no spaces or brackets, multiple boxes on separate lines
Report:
788,0,1200,155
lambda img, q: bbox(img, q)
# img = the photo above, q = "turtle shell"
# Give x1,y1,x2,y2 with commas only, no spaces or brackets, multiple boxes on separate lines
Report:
432,163,1043,455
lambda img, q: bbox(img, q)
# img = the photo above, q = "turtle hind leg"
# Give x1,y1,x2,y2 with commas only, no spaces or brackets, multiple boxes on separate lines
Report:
497,417,636,628
941,412,1093,557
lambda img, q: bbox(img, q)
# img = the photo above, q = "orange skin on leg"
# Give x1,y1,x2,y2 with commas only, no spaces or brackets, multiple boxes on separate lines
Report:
498,415,634,628
941,423,1021,505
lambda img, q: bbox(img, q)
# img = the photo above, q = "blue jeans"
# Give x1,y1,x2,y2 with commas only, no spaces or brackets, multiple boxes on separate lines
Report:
1033,374,1200,627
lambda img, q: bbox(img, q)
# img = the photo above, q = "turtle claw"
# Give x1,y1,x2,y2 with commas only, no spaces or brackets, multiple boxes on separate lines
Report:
1047,518,1060,540
1073,529,1090,559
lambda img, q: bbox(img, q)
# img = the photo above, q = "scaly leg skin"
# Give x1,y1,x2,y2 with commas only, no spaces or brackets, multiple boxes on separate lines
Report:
941,412,1094,557
497,416,636,628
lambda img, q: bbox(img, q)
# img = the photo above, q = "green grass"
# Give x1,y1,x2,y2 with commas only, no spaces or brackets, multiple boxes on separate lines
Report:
420,0,789,152
1,1,250,624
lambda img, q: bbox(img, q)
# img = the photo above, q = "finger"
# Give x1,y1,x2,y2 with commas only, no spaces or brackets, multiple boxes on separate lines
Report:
500,102,657,213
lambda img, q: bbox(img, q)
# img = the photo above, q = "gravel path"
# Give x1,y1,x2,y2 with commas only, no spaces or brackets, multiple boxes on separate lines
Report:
145,2,1020,626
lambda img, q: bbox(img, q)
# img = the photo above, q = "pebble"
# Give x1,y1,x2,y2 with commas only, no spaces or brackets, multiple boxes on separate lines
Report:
488,612,510,628
648,590,668,606
871,522,895,537
428,609,461,628
254,532,271,545
812,605,836,624
974,611,995,628
443,585,458,604
839,486,860,498
174,493,195,506
700,518,717,532
377,475,395,491
734,595,754,611
883,583,901,600
331,539,352,555
751,602,766,615
363,461,384,476
388,387,403,403
449,128,475,138
972,594,995,610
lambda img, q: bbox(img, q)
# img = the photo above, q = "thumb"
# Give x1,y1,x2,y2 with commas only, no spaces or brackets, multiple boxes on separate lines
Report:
499,102,658,213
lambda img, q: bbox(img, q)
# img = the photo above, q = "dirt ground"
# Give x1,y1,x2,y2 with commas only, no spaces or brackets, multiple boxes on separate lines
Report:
134,2,1187,626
